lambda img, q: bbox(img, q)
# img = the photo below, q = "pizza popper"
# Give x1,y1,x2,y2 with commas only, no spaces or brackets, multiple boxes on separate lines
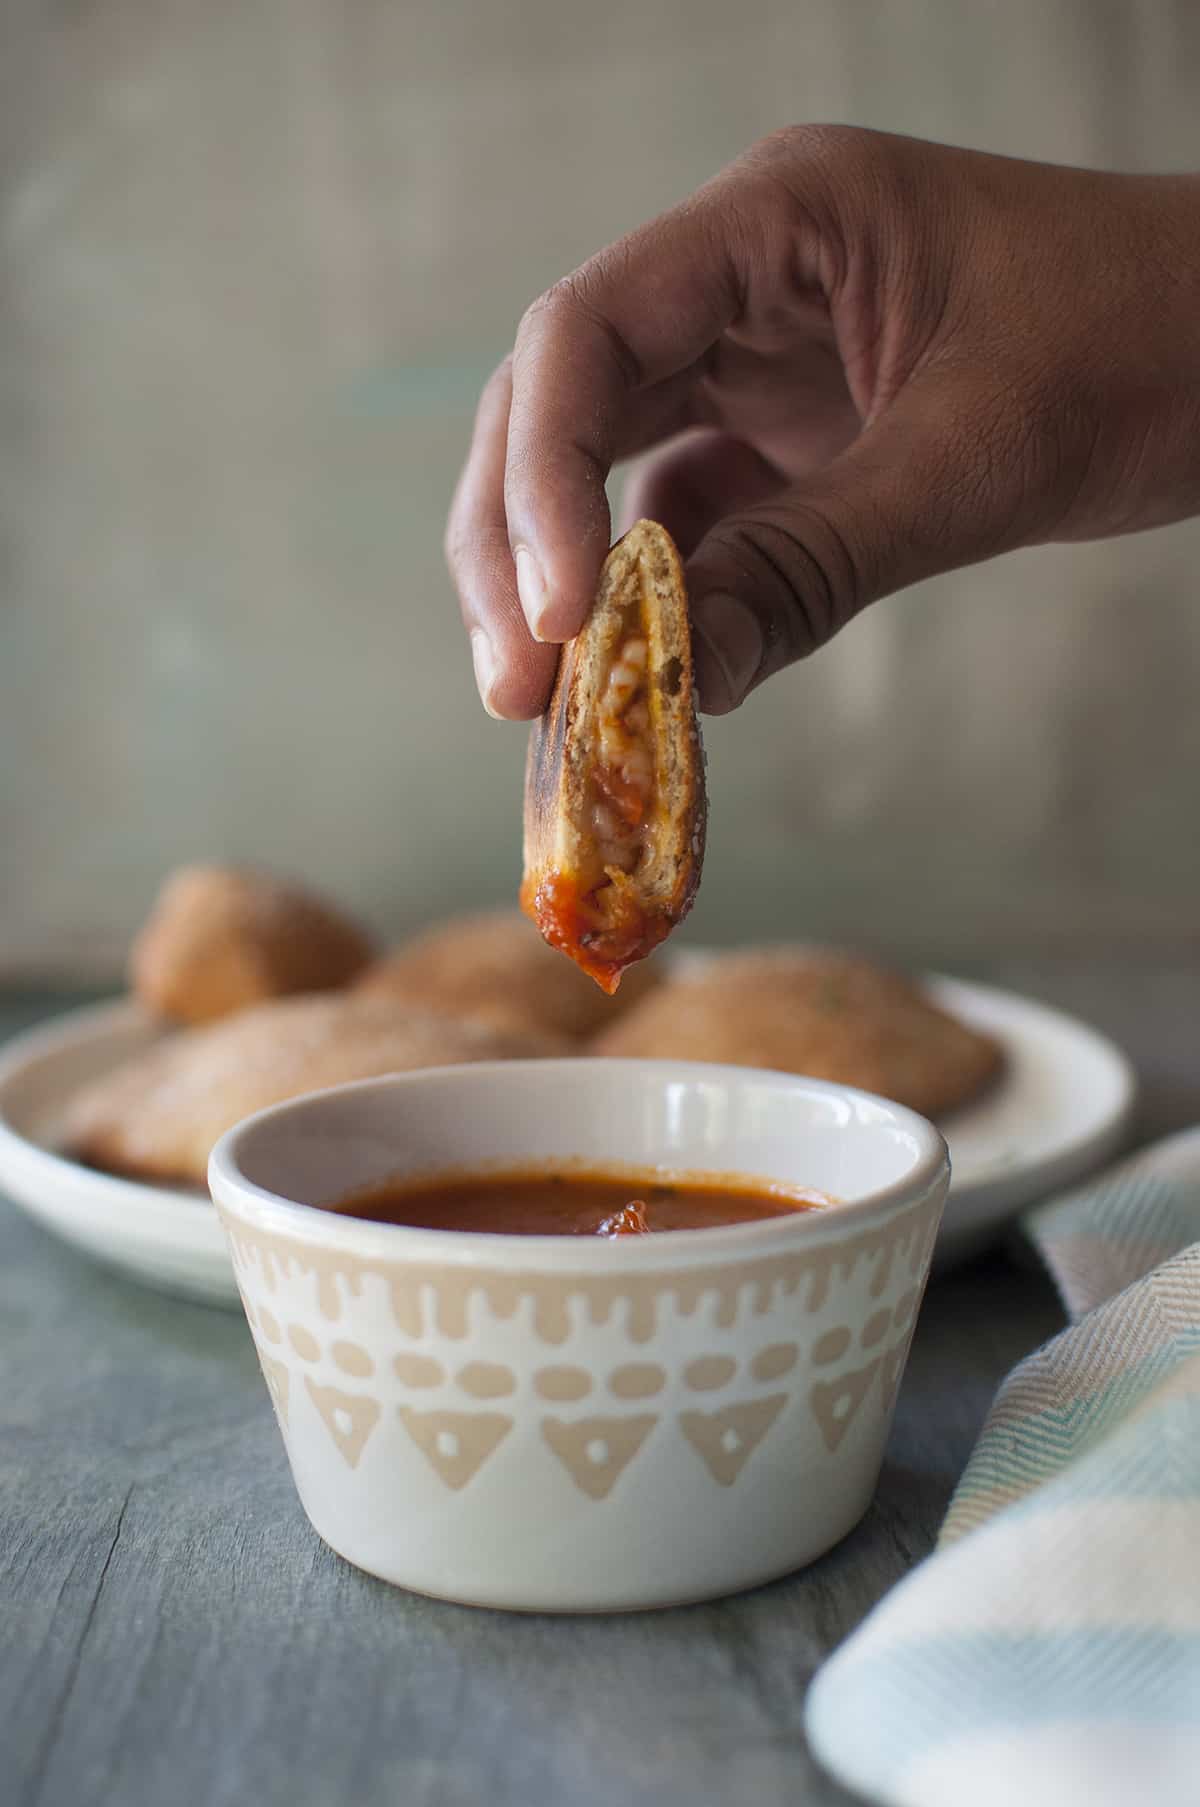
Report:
521,520,706,992
355,909,660,1038
590,949,1005,1118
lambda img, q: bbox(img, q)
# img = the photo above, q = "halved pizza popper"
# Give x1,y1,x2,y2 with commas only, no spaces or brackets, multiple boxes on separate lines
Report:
520,520,707,992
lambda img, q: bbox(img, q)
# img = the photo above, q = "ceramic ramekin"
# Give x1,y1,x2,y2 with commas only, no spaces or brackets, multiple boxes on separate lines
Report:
208,1059,949,1612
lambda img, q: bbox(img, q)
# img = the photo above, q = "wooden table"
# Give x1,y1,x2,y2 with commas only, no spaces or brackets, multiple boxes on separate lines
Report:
4,967,1196,1807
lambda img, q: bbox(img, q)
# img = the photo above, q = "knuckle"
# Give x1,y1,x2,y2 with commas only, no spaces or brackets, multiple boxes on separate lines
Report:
443,520,475,583
727,125,901,291
742,123,878,191
518,283,564,336
709,508,861,661
518,274,592,344
443,494,509,584
443,510,470,573
518,268,640,390
751,124,937,249
443,524,514,618
514,284,574,363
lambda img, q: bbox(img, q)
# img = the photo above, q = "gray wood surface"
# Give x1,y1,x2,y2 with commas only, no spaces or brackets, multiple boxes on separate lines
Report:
3,966,1197,1807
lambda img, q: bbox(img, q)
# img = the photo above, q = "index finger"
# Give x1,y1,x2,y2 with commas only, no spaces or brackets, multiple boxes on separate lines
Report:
503,182,748,642
446,358,561,719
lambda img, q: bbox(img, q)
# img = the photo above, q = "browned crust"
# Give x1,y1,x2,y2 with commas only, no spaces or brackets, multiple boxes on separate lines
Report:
521,521,706,990
590,949,1005,1120
354,911,661,1040
130,865,375,1025
64,992,567,1187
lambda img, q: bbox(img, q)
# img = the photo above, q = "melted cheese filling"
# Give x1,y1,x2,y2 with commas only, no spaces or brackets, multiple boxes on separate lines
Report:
584,630,655,928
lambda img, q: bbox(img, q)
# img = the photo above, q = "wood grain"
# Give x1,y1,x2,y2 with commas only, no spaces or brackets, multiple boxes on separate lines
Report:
1,968,1196,1807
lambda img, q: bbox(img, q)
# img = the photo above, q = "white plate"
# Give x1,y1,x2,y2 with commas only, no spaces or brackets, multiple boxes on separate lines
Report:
0,999,234,1304
0,980,1137,1305
923,976,1135,1265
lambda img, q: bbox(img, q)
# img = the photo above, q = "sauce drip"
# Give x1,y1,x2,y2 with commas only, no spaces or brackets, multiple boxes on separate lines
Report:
521,869,668,993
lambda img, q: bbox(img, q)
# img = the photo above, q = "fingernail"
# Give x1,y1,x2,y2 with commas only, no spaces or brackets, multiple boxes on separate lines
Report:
692,593,764,713
470,629,502,719
514,545,551,639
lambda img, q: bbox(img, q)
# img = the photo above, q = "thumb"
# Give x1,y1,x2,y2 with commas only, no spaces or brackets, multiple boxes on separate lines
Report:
685,392,1022,714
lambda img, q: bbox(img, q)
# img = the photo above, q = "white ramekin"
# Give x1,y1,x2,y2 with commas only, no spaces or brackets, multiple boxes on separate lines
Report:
209,1059,949,1611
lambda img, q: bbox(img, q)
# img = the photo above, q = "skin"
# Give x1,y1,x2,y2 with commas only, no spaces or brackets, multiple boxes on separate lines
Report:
445,127,1200,719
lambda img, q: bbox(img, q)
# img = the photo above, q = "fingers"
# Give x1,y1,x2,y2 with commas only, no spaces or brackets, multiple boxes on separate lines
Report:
449,131,857,712
445,216,737,715
686,381,1017,713
446,360,560,720
618,430,784,556
502,190,753,643
620,433,785,717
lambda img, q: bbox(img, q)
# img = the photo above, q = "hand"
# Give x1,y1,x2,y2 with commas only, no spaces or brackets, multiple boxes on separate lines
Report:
446,127,1200,718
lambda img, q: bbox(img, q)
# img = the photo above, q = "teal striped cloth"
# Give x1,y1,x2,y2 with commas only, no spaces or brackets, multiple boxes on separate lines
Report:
807,1126,1200,1807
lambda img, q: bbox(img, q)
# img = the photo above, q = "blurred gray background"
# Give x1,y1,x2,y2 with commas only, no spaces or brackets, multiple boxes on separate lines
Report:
2,0,1198,981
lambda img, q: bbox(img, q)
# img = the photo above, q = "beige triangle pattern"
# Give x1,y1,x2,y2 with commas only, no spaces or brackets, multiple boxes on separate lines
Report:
398,1407,513,1491
304,1377,381,1469
258,1350,290,1426
810,1359,880,1452
679,1393,788,1486
879,1332,915,1416
541,1414,657,1500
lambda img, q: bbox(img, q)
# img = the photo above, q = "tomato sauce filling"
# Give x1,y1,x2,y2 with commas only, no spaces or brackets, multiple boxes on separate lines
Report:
525,617,665,992
522,869,669,993
329,1167,828,1235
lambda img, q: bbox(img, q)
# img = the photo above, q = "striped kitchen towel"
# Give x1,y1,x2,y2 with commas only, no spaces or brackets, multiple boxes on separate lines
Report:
806,1125,1200,1807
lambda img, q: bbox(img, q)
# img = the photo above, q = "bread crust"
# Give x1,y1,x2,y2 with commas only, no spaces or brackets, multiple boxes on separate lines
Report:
130,865,374,1024
64,993,566,1186
590,949,1005,1119
355,910,660,1039
521,521,706,991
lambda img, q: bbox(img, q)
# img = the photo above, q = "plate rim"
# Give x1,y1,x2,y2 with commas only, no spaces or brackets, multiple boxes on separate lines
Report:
0,975,1140,1284
922,972,1137,1251
0,995,217,1231
926,972,1138,1158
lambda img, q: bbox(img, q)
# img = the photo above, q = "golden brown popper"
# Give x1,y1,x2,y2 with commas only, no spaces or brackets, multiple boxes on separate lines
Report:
355,910,660,1039
521,521,706,992
591,949,1005,1119
131,864,375,1024
64,994,566,1188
